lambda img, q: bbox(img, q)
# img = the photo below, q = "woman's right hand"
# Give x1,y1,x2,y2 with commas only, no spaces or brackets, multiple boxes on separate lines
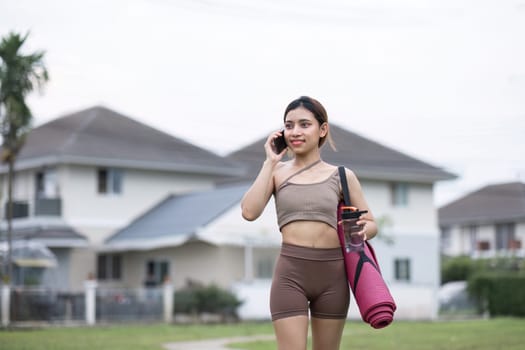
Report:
241,130,286,221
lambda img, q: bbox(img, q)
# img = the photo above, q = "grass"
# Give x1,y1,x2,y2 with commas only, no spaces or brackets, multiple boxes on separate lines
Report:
0,322,274,350
0,318,524,350
231,318,525,350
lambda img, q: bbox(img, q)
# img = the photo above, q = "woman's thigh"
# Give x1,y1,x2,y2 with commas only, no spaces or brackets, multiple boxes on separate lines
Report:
273,315,309,350
311,317,346,350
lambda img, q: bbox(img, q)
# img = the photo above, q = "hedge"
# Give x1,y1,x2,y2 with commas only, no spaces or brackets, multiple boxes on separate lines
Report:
467,272,525,317
173,283,243,318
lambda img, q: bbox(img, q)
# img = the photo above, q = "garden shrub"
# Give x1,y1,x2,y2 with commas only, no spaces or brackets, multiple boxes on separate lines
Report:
467,272,525,317
173,282,243,320
441,255,480,283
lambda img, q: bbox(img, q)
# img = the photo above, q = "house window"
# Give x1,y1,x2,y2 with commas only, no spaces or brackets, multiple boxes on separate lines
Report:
440,226,452,252
495,223,515,250
394,258,411,281
390,183,409,207
145,260,170,286
97,254,122,280
467,225,478,252
256,259,274,279
97,168,123,194
35,168,59,198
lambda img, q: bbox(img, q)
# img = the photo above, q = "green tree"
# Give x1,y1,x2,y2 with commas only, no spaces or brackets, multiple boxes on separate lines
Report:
0,31,49,283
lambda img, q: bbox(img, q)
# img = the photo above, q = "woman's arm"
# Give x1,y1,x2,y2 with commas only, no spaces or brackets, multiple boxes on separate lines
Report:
345,168,378,240
241,131,287,221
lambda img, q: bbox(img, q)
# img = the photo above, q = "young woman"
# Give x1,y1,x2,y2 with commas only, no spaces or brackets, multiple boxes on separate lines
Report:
241,96,378,350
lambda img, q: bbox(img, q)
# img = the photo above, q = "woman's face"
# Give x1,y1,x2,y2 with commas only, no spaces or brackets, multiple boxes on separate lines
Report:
284,106,327,154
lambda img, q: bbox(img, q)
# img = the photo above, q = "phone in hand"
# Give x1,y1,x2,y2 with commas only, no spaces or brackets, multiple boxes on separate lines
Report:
272,130,287,154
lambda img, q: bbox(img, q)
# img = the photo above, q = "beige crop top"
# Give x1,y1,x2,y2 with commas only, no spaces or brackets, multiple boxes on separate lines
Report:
274,164,342,230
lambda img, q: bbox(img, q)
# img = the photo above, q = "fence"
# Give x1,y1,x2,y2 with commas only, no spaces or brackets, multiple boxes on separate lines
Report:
0,280,174,327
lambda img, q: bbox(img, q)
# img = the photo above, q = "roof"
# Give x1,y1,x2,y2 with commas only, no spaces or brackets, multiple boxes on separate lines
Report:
0,224,88,248
438,182,525,226
104,183,250,251
2,106,243,177
225,124,456,183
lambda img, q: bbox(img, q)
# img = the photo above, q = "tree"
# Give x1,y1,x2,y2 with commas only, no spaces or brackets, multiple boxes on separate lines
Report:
0,31,49,284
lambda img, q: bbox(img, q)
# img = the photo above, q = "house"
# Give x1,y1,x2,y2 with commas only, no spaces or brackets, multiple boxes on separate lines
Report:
0,106,242,289
106,124,456,320
438,182,525,258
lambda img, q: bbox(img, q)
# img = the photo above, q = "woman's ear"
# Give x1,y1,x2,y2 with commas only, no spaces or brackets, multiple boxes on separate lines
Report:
320,122,329,137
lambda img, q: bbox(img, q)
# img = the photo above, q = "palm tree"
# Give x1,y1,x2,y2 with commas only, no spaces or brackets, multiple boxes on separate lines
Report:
0,31,49,284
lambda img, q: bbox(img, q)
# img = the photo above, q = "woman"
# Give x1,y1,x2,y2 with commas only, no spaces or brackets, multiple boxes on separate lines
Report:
241,96,378,350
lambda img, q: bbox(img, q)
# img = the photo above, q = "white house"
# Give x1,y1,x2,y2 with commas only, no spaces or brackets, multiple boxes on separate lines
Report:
0,106,242,289
438,182,525,258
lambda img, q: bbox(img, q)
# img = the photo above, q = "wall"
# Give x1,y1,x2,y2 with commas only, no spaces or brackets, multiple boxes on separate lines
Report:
115,242,246,290
363,180,438,234
60,164,217,243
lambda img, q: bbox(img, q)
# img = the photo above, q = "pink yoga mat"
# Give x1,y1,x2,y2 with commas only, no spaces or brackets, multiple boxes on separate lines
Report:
337,204,396,329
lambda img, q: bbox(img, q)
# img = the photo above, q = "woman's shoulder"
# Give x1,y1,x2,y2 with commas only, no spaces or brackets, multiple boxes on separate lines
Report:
329,164,358,181
325,163,354,173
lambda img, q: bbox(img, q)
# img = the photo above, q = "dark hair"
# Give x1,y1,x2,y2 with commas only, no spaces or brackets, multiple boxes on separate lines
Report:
283,96,336,150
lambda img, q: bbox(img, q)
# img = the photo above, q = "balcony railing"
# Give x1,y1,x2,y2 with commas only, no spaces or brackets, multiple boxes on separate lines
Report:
4,201,29,219
3,198,62,219
34,197,62,216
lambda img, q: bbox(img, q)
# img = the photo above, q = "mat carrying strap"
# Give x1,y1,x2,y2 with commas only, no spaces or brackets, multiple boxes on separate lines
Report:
338,166,351,206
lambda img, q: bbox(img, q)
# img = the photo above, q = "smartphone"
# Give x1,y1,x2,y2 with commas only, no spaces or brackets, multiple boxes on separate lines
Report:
273,130,287,154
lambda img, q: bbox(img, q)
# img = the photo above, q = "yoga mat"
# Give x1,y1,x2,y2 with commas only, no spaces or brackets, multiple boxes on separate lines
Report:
337,204,396,329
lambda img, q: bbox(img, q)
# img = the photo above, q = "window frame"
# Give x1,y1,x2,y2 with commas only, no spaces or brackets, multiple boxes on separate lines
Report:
394,257,411,282
97,253,122,280
145,259,170,286
495,223,516,250
390,182,409,207
97,167,123,195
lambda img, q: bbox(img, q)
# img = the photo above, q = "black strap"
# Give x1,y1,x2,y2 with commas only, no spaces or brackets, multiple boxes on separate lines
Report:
338,166,351,206
353,250,380,292
338,165,381,292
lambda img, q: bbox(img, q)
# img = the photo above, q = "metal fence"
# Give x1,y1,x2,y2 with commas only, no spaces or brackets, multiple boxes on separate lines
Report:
96,287,163,322
10,288,85,322
2,284,171,326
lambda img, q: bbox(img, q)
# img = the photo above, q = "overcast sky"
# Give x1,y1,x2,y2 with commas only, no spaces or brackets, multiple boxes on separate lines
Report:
1,0,524,206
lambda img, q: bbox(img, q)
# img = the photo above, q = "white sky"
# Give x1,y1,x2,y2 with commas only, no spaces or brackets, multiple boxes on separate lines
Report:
1,0,524,206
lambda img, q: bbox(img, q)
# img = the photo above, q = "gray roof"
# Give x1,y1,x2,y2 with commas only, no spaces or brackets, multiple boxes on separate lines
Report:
438,182,525,226
0,225,88,248
105,183,250,249
225,124,456,183
3,106,243,176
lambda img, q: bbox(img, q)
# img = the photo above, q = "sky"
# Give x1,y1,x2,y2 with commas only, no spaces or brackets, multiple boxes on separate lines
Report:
1,0,524,206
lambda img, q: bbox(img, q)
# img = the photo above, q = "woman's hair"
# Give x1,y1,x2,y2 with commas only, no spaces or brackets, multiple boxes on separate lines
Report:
283,96,336,150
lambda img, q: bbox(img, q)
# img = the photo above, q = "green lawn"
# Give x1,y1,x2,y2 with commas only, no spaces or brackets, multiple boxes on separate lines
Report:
231,318,525,350
1,318,524,350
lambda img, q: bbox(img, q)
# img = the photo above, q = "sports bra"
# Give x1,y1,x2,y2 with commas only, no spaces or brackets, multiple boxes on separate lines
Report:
274,160,342,230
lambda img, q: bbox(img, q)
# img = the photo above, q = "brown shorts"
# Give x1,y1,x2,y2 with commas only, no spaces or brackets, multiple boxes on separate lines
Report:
270,243,350,321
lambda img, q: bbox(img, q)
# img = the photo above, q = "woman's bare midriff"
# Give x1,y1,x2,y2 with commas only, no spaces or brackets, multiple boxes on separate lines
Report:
280,221,340,248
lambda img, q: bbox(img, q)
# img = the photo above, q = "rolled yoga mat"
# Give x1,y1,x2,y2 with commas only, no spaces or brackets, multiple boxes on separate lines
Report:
337,205,397,328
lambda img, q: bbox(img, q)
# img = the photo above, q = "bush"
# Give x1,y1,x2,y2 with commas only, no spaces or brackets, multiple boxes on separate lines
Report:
441,255,480,284
173,282,243,321
173,288,198,314
441,255,524,284
467,272,525,317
